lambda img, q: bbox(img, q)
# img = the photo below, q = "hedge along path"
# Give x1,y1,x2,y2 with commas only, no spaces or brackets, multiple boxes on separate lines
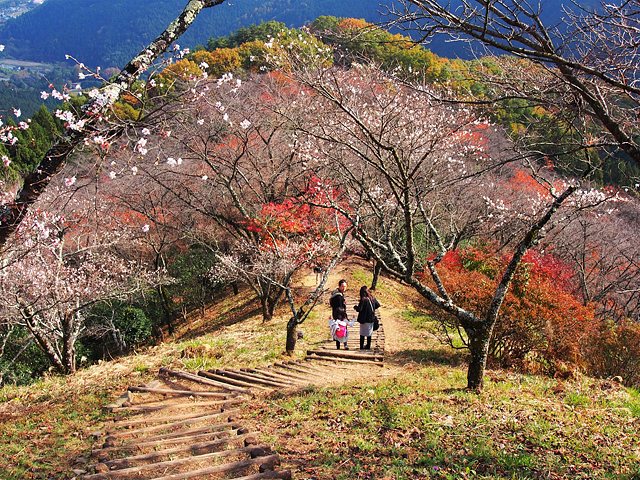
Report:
78,323,386,480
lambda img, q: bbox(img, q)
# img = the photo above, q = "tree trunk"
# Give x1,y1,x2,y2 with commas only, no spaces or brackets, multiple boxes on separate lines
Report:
466,326,492,391
371,260,382,290
61,312,78,374
156,284,175,334
0,0,227,248
260,296,272,322
285,317,297,354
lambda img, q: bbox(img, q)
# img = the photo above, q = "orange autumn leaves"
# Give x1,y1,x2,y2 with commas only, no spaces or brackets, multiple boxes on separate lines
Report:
424,245,597,372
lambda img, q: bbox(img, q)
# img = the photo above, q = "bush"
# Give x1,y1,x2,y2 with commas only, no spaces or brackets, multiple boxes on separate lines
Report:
423,245,597,374
0,326,51,386
114,306,153,346
83,302,154,360
584,320,640,387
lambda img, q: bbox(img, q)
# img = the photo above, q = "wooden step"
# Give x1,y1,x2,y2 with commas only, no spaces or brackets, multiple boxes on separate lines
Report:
83,447,277,479
111,398,242,414
100,433,253,469
94,427,241,455
257,367,313,384
141,454,285,480
306,354,385,366
112,409,228,429
307,349,384,361
273,362,324,378
106,410,239,438
105,421,239,448
239,368,303,386
127,385,230,398
215,369,291,389
159,368,250,394
198,371,270,390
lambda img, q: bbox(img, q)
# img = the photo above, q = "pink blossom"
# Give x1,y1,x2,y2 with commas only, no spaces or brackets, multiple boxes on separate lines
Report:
2,155,10,167
64,176,77,187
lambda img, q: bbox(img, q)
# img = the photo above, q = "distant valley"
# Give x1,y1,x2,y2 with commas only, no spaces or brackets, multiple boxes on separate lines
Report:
0,0,396,68
0,0,602,116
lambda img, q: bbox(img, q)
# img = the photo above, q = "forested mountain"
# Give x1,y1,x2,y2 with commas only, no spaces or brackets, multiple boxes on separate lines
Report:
0,0,394,67
0,0,601,68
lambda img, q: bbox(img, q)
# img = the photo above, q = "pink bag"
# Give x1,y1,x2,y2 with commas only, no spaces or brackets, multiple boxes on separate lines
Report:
335,323,347,338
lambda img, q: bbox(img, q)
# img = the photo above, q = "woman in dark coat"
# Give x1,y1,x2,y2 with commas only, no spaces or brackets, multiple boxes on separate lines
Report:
353,285,380,350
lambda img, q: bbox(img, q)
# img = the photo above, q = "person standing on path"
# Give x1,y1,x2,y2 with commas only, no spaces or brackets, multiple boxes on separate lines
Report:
354,285,380,350
329,279,350,349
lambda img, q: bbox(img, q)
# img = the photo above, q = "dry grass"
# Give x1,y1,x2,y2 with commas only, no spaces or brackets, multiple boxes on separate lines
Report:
1,257,638,479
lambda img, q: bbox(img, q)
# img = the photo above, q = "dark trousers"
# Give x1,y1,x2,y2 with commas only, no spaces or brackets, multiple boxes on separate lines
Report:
359,335,371,349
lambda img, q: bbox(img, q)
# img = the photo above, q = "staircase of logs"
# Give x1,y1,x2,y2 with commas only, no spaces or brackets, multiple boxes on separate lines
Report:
78,322,385,479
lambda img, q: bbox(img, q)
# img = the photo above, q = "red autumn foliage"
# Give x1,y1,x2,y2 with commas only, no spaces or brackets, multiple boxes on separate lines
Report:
425,244,598,374
583,319,640,387
244,175,346,251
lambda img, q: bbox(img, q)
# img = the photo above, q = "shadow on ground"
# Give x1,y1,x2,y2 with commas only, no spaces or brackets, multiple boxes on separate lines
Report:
286,445,549,480
174,295,262,341
386,347,467,367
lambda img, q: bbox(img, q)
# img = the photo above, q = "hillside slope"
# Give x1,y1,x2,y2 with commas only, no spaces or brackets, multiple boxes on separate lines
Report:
0,0,603,67
0,257,638,479
0,0,391,67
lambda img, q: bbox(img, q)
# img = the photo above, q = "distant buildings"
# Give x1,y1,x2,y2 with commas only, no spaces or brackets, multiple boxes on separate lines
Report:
0,0,43,26
0,59,53,73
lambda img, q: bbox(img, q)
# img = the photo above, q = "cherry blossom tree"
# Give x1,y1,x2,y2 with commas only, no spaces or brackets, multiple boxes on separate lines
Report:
97,70,346,324
547,199,640,323
391,0,640,171
0,190,155,374
0,0,227,247
290,64,615,391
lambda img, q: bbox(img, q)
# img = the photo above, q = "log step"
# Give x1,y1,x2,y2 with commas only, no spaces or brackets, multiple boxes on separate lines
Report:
112,408,227,429
142,455,286,480
159,368,250,394
100,433,254,469
111,398,242,415
106,410,238,438
273,362,324,378
307,349,384,361
239,368,304,386
103,421,239,449
214,369,290,389
95,427,241,454
257,366,313,384
198,371,271,390
306,354,385,366
83,447,277,480
127,385,230,398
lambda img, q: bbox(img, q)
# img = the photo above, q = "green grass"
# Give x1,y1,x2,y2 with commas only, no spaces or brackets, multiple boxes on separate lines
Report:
401,308,468,349
401,308,435,329
3,264,639,479
0,385,113,479
625,387,640,418
250,367,640,479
